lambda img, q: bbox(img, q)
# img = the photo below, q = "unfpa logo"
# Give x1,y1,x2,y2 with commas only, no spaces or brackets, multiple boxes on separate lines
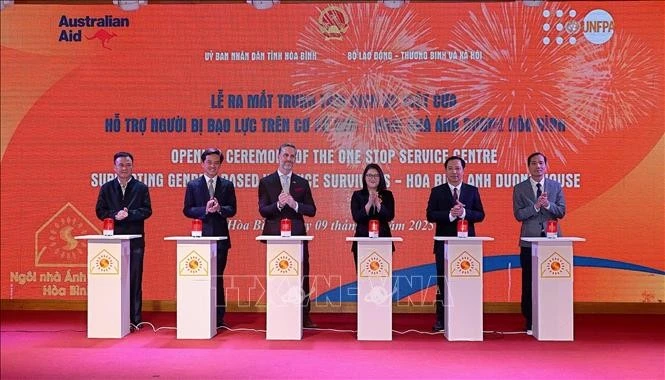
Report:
583,9,614,45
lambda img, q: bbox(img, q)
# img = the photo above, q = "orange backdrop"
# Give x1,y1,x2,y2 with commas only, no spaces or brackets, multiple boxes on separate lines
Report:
1,2,663,306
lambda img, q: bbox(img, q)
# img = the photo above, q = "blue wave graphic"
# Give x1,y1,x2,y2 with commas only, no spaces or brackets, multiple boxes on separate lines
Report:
314,254,665,303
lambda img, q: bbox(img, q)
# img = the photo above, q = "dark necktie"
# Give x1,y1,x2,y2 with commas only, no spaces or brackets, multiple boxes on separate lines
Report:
536,183,545,236
453,187,458,202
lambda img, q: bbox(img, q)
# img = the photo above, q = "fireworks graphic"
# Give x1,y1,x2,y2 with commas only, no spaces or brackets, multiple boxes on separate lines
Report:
568,31,662,133
442,2,609,168
640,290,656,303
294,3,439,164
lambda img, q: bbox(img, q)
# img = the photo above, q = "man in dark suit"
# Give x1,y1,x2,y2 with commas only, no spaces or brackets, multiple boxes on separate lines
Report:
258,143,317,328
183,148,237,327
426,155,485,332
96,152,152,328
513,152,566,334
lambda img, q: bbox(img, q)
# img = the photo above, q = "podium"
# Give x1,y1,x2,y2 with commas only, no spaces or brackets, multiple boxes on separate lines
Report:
434,236,493,341
522,237,585,341
256,235,313,340
164,236,226,339
346,237,402,341
75,234,140,338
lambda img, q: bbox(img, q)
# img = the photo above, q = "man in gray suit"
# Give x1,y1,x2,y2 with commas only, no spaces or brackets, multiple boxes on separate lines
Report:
513,152,566,333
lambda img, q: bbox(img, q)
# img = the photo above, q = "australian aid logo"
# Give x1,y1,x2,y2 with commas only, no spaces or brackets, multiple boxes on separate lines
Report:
58,15,130,50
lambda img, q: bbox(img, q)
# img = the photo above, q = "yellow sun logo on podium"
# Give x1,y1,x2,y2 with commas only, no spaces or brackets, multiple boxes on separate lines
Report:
360,251,390,277
178,251,208,276
541,252,571,278
269,251,299,276
89,250,119,275
450,251,481,277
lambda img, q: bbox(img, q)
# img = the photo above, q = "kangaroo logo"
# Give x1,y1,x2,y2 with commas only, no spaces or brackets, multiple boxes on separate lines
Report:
86,29,117,50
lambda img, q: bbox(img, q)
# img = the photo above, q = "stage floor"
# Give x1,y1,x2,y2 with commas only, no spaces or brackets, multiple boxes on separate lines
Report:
1,311,663,379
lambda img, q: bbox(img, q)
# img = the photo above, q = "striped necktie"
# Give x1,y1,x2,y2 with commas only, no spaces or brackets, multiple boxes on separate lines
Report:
208,178,215,199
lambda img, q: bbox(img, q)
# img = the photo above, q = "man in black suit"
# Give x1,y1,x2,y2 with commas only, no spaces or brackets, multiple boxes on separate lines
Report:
183,148,237,327
96,152,152,328
426,155,485,331
258,143,317,328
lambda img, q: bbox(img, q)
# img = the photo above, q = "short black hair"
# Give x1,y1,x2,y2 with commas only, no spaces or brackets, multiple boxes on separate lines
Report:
527,152,547,165
444,155,465,169
201,148,223,163
113,151,134,164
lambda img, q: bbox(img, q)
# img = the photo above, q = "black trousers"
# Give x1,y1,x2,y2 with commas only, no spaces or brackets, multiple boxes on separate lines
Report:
216,241,229,322
520,246,533,327
302,242,311,314
129,246,144,325
434,251,446,322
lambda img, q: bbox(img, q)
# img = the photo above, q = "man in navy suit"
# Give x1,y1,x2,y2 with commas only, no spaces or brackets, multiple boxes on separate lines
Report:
183,148,237,326
426,156,485,332
96,152,152,328
513,152,566,333
258,143,318,328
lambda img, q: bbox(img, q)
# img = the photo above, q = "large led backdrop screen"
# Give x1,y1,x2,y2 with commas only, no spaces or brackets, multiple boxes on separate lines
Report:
1,1,663,307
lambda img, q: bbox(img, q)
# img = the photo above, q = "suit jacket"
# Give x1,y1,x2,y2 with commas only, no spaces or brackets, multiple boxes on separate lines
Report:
513,177,566,247
183,175,237,248
95,177,152,249
258,171,316,236
350,189,395,253
426,182,485,254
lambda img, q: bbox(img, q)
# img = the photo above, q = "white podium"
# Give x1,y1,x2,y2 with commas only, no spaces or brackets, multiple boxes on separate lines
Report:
434,236,493,341
346,237,402,341
164,236,226,339
256,235,313,340
522,237,585,341
75,234,140,338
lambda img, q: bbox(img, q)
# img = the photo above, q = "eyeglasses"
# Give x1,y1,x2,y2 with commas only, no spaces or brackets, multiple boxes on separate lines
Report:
365,174,381,179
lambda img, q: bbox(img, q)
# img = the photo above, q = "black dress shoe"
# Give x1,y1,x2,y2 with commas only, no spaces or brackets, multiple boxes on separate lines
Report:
432,320,444,332
303,315,318,328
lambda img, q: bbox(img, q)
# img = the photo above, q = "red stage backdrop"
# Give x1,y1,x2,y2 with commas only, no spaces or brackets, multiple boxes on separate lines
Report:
1,2,663,307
